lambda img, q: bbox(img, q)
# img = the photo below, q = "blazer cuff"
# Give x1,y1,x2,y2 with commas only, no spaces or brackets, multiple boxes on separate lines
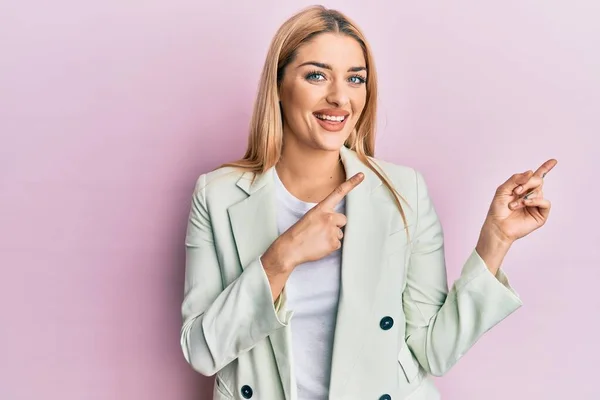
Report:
457,248,523,309
257,255,294,325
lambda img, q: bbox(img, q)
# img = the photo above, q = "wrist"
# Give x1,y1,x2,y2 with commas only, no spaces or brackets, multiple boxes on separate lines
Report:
476,224,513,276
480,220,514,248
262,238,296,276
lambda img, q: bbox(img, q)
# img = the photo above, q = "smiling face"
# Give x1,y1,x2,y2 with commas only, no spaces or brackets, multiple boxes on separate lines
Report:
278,32,368,152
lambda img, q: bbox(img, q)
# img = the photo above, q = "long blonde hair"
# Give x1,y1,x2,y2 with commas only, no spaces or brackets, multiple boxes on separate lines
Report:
221,5,411,240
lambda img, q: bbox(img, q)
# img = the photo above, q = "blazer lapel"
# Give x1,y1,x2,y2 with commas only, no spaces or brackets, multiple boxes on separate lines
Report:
227,168,295,400
328,146,393,397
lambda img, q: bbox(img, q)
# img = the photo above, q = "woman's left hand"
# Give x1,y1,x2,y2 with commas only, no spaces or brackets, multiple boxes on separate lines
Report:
483,159,558,244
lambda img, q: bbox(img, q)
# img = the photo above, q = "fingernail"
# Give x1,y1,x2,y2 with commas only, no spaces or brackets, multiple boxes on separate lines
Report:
515,186,523,194
510,201,518,208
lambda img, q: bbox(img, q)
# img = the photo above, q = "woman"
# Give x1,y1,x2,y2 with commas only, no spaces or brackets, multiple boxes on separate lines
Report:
180,5,556,400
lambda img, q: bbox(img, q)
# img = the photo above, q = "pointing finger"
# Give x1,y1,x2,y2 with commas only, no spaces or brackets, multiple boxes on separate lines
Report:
533,159,558,179
319,172,364,210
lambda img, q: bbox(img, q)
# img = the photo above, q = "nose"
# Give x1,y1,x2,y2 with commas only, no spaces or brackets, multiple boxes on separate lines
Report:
325,80,350,108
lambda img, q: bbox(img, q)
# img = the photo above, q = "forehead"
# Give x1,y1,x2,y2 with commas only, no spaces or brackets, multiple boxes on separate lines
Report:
294,33,366,69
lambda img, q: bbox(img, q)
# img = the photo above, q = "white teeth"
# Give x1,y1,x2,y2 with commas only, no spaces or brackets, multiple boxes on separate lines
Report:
315,114,346,122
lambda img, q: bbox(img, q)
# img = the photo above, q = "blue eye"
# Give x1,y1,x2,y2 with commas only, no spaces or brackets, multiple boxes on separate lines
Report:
349,75,367,85
305,71,325,81
304,70,367,85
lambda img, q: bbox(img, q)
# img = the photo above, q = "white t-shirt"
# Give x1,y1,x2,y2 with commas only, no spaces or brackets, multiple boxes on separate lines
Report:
273,169,344,400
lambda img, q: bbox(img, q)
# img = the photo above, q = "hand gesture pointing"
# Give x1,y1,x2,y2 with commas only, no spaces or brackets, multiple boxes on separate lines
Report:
262,172,364,274
484,159,558,243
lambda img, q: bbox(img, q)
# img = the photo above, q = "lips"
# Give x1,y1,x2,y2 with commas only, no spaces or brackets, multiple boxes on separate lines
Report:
313,112,349,132
313,109,350,117
313,113,347,122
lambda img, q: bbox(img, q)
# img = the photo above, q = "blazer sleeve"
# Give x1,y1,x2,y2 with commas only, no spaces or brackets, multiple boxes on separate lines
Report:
180,174,291,377
402,169,523,376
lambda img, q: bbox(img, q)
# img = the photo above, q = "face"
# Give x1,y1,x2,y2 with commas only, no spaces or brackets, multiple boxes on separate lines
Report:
278,33,368,152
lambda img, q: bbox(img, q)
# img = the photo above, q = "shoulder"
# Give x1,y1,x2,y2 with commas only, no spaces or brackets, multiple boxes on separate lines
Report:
192,166,248,202
367,154,423,192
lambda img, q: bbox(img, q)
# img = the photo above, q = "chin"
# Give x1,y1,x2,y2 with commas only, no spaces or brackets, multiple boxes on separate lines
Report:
313,131,351,151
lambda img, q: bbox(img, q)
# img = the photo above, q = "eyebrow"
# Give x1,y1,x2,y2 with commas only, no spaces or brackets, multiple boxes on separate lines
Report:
297,61,367,73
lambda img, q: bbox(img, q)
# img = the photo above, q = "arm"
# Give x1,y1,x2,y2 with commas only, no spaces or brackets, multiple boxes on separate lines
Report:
402,170,523,376
180,174,291,377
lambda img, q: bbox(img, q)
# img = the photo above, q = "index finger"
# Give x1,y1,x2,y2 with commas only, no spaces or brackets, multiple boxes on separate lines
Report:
534,159,558,178
318,172,364,210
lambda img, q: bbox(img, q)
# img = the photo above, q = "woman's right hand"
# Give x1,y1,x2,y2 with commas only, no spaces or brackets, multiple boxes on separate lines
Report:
261,172,365,277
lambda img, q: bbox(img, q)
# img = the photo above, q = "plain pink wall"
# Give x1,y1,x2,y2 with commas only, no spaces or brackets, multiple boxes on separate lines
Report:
1,0,598,399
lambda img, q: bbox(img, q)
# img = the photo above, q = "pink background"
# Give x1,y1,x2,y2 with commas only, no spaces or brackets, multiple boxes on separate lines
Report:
1,0,598,399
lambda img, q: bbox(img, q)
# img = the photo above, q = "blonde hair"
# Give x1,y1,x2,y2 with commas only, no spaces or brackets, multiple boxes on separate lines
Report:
221,5,411,241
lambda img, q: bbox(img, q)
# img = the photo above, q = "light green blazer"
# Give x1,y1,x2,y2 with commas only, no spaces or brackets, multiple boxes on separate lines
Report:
180,145,522,400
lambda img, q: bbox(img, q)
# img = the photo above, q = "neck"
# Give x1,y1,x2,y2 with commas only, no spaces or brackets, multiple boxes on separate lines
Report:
275,135,346,202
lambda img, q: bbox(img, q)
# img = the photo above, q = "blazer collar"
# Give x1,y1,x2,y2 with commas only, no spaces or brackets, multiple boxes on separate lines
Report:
234,145,383,196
